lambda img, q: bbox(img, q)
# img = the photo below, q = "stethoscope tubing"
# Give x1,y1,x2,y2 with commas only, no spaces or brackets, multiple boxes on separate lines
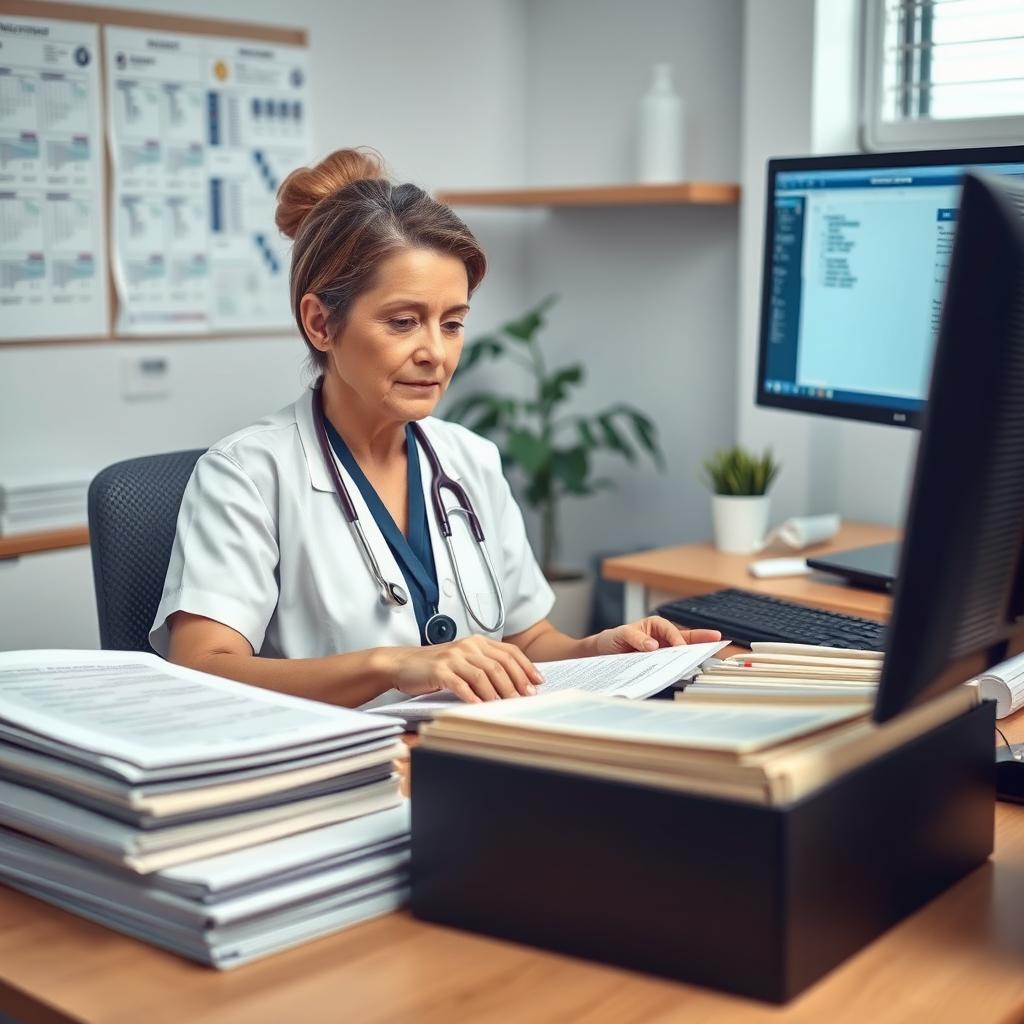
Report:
311,380,506,637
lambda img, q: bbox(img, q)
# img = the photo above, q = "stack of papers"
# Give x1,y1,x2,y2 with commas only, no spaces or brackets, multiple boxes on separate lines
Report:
0,474,91,534
373,642,728,727
679,642,881,704
0,650,409,968
420,684,977,806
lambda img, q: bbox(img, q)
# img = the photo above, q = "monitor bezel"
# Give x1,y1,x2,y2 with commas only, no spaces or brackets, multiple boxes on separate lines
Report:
755,144,1024,430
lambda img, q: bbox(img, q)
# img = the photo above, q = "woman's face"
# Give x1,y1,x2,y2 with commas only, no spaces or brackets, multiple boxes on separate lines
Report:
320,247,469,425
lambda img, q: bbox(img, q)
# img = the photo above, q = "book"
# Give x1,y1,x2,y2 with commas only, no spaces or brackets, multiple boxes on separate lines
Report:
373,641,728,726
420,685,978,806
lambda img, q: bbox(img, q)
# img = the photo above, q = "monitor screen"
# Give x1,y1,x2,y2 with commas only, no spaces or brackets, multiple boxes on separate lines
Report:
756,146,1024,428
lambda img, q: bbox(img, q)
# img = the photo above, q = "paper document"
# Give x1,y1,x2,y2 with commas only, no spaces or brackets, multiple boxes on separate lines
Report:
424,689,863,754
104,27,312,334
973,649,1024,719
0,649,399,777
160,804,411,899
680,683,875,702
374,642,728,724
0,827,409,969
0,826,408,928
0,16,109,340
0,775,402,872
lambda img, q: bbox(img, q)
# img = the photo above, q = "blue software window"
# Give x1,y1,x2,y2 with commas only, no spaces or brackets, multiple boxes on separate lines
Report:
759,155,1024,425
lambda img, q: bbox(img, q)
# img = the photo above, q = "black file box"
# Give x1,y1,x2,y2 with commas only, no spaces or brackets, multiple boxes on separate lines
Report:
410,701,994,1003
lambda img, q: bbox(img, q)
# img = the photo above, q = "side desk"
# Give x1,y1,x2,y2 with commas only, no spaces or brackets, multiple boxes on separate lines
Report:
603,521,897,622
3,524,1024,1023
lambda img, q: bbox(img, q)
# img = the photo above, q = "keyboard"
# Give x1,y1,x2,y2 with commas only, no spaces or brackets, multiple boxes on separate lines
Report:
656,588,886,651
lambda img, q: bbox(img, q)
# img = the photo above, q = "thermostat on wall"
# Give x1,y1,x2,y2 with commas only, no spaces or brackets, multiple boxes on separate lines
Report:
120,354,171,400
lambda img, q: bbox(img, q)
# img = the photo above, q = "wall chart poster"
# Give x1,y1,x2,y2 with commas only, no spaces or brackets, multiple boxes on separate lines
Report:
0,16,108,341
105,28,311,335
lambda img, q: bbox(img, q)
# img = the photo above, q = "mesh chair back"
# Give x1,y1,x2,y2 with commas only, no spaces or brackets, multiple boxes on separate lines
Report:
88,449,204,652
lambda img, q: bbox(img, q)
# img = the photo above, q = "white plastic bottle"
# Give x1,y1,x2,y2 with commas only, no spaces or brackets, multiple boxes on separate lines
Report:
637,63,685,183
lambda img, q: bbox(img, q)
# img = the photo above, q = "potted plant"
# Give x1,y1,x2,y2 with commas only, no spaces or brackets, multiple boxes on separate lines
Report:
701,447,780,554
444,295,663,633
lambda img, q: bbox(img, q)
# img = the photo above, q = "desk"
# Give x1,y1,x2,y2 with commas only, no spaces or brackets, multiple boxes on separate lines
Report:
3,530,1024,1024
603,521,897,621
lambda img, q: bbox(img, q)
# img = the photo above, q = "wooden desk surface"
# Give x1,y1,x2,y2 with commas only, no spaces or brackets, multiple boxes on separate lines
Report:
603,521,898,619
4,525,1024,1024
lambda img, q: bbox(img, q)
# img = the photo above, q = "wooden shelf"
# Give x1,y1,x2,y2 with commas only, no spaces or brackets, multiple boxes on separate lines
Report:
0,526,89,560
435,182,740,208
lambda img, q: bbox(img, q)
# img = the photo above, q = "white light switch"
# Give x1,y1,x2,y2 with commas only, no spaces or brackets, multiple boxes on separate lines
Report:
120,354,171,399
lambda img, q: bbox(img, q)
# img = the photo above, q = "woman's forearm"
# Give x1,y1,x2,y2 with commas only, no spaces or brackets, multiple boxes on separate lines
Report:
514,624,601,663
174,647,395,708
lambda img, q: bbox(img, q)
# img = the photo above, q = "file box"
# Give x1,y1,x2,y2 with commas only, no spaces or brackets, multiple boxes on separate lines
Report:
410,701,994,1003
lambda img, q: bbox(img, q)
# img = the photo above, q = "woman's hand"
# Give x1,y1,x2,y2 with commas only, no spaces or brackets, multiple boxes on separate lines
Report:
592,616,721,655
384,636,544,703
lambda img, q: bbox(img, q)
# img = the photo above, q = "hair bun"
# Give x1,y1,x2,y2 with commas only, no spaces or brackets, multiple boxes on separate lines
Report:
275,147,387,240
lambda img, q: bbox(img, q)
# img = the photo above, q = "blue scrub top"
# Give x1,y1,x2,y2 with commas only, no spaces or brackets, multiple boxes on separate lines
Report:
325,421,439,645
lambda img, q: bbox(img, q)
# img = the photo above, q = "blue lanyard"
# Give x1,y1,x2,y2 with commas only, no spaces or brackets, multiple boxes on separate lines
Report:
324,421,440,642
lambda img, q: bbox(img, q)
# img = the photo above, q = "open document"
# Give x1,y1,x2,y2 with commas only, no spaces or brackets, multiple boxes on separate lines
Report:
373,641,728,726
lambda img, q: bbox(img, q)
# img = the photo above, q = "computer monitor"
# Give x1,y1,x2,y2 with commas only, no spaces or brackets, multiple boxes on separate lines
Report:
756,146,1024,592
756,146,1024,429
874,171,1024,725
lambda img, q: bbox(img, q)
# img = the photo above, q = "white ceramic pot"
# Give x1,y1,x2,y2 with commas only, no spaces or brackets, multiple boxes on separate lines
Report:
546,573,595,637
711,494,771,555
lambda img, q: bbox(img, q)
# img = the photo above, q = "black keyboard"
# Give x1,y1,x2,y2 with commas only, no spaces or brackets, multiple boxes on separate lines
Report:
656,588,886,651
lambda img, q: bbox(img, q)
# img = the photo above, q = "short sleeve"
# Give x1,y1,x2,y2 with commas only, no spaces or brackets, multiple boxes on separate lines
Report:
149,450,280,656
486,449,555,637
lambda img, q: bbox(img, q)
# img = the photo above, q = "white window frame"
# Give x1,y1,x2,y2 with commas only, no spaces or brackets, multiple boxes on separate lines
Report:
860,0,1024,151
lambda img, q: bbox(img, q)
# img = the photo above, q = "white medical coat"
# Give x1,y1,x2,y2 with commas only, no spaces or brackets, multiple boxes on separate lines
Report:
149,388,555,708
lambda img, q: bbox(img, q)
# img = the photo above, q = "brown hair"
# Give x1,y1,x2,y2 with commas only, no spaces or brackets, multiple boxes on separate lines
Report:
275,147,487,366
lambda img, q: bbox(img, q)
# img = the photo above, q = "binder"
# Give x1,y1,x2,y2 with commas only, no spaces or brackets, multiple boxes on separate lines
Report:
410,701,994,1003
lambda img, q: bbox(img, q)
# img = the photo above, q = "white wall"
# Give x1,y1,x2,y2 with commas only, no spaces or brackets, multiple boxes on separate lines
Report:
0,0,530,650
736,0,917,528
9,0,912,648
514,0,744,570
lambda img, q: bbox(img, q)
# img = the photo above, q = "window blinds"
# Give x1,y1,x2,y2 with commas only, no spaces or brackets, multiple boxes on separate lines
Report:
863,0,1024,147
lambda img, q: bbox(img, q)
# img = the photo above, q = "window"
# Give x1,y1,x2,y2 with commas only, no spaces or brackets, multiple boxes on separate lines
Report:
861,0,1024,149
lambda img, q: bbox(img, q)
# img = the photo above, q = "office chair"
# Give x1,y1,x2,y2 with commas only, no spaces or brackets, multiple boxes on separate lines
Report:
88,449,205,652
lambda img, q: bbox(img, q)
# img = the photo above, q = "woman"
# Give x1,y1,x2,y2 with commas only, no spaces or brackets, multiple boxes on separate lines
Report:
151,148,719,709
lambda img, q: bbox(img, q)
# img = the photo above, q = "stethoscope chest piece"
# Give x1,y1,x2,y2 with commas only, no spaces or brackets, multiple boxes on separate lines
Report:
424,612,458,645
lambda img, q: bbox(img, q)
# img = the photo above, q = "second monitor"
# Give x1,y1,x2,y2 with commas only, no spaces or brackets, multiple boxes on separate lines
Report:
755,145,1024,589
757,144,1024,428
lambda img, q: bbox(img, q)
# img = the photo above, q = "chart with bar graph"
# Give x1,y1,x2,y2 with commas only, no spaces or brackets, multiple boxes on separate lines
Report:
0,16,107,340
106,25,311,334
0,11,308,342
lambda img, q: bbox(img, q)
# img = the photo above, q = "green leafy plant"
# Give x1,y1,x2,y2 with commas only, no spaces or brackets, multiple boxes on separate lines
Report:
701,446,780,496
444,295,663,577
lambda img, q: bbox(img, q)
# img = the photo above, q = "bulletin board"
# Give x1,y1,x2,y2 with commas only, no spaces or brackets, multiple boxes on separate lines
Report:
1,1,310,345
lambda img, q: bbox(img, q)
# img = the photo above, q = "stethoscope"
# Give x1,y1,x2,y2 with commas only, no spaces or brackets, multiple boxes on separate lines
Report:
311,380,506,644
